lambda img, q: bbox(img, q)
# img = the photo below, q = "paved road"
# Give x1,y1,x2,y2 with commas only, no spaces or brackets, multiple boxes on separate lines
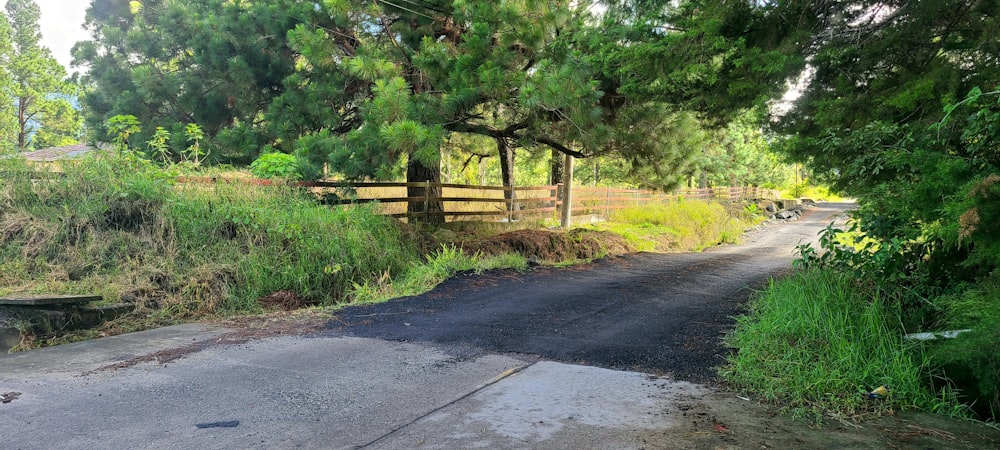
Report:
329,203,849,382
0,203,856,450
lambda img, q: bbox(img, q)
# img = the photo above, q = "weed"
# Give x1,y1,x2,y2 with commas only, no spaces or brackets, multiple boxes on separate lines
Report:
349,245,527,304
721,269,957,421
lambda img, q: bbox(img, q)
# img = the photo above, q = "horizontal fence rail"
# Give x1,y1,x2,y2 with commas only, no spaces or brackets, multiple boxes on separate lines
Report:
172,177,778,223
13,172,776,223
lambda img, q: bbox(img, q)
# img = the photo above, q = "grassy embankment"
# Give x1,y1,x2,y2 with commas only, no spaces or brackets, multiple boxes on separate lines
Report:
722,224,1000,422
1,154,762,349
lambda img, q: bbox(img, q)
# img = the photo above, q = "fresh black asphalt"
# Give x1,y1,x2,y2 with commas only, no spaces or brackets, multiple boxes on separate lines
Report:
325,203,851,382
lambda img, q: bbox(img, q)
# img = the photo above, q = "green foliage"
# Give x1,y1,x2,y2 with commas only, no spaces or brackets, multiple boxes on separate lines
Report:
147,126,172,164
250,151,301,180
590,0,809,122
596,200,754,252
774,1,1000,291
722,269,955,421
75,0,324,162
183,122,205,164
927,274,1000,420
794,222,917,287
105,114,141,153
0,0,81,151
0,152,417,325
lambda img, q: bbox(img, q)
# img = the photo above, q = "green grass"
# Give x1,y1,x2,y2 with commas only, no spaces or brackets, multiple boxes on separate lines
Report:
926,273,1000,420
721,269,958,422
593,200,761,252
780,182,847,202
349,245,527,304
0,153,419,331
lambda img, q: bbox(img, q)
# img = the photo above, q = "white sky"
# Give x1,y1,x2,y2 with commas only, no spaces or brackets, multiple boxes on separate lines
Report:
1,0,90,72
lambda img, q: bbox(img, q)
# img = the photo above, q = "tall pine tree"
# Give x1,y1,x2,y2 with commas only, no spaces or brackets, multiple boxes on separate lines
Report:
73,0,324,162
1,0,78,151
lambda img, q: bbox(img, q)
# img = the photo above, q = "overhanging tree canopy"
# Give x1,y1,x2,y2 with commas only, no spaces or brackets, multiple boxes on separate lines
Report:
771,0,1000,284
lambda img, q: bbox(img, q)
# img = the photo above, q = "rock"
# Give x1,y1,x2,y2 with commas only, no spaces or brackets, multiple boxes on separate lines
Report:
776,210,797,220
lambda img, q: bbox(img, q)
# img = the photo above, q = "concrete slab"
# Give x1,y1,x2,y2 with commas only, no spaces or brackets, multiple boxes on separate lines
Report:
368,361,713,449
0,334,530,450
0,322,233,379
0,294,101,306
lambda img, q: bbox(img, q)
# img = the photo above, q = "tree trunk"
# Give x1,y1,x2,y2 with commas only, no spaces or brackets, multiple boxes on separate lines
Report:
549,148,563,185
561,153,574,228
497,137,518,218
16,95,29,151
406,152,445,224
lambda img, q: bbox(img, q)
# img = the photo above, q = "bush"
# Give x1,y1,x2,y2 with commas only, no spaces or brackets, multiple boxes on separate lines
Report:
250,151,301,180
927,274,1000,420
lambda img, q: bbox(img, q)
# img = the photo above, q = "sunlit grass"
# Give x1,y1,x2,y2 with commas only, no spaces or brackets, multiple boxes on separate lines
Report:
348,245,527,304
721,269,958,422
0,154,418,334
591,200,761,252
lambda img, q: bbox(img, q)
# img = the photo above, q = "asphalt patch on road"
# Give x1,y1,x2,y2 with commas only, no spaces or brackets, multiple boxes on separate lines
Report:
323,204,855,383
323,254,770,383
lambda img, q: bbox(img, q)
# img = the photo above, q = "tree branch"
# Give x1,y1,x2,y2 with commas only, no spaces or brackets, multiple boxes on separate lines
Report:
530,136,586,158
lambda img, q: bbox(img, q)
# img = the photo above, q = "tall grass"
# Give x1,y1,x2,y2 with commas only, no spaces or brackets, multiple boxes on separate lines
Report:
0,154,417,320
349,245,527,304
927,273,1000,420
721,269,957,421
597,199,756,252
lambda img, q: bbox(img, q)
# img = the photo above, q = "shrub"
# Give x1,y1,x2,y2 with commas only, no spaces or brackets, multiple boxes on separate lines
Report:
927,274,1000,420
250,151,301,180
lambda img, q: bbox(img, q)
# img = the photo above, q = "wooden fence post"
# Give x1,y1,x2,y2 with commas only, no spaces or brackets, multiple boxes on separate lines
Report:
423,180,430,221
551,184,561,222
605,187,611,220
561,154,573,228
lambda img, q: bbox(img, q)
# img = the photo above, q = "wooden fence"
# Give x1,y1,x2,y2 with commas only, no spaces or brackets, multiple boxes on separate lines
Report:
176,177,778,223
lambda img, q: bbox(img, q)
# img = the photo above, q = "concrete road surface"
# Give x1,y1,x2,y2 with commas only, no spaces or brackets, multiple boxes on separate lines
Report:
2,327,719,449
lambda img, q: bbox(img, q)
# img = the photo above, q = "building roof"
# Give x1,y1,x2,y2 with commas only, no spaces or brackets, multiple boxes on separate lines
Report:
18,143,110,162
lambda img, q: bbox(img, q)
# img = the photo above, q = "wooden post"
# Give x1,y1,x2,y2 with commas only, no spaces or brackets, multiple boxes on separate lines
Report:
605,187,610,220
561,154,573,228
552,184,561,221
423,180,430,221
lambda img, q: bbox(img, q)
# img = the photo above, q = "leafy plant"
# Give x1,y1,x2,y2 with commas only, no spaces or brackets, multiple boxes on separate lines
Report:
147,126,172,164
183,123,205,164
105,115,141,154
250,151,301,180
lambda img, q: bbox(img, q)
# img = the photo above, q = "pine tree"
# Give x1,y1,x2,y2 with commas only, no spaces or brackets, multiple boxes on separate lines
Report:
1,0,78,151
0,15,17,153
74,0,323,162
